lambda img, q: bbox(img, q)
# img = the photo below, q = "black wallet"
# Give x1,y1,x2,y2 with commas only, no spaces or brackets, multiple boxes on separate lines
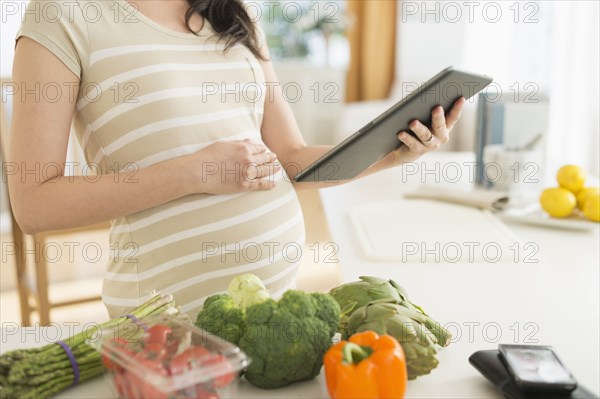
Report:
469,350,598,399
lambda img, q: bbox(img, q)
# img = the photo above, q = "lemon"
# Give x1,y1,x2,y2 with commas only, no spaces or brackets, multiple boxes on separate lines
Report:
539,187,576,218
576,187,600,210
583,193,600,222
556,165,586,193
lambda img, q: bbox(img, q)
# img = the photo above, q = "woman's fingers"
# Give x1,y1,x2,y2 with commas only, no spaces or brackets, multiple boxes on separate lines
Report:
431,106,446,135
407,97,465,146
245,162,281,180
240,139,267,154
430,106,450,144
390,98,466,163
408,119,434,144
246,151,279,180
248,178,277,190
397,131,428,154
252,151,278,165
445,97,465,129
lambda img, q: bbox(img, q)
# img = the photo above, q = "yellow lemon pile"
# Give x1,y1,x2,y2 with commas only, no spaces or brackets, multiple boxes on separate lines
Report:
540,165,599,222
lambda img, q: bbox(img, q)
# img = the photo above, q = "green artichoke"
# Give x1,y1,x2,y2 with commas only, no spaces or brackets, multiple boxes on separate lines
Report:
329,276,452,379
329,276,427,315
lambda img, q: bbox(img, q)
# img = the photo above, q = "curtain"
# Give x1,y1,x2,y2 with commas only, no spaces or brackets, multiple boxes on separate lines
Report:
545,1,600,178
345,0,397,102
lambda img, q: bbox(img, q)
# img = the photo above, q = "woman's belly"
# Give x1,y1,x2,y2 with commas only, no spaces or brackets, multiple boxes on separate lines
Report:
101,174,305,318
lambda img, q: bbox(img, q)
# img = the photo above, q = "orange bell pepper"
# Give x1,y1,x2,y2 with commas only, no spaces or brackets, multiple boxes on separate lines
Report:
324,331,407,399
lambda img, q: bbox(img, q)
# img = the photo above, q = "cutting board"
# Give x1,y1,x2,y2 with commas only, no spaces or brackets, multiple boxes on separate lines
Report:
349,199,520,263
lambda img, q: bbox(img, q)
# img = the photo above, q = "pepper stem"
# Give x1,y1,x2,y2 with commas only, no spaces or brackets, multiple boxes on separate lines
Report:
342,343,372,365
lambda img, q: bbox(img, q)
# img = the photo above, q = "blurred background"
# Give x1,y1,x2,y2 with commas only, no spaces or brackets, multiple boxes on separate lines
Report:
1,1,598,326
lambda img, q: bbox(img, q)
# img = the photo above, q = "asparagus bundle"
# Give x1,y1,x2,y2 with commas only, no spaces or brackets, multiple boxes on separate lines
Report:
0,292,188,399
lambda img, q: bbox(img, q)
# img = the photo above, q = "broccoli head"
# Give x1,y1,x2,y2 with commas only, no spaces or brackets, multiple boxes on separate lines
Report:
195,293,244,345
195,286,341,389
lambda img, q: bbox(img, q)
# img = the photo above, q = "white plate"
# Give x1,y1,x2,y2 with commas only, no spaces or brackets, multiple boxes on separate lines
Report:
498,204,598,231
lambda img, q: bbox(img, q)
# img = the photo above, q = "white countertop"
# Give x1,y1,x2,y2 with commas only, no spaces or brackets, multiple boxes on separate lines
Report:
318,151,600,398
1,152,598,398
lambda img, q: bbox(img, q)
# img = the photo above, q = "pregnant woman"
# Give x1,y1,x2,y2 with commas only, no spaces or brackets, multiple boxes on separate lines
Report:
9,0,465,318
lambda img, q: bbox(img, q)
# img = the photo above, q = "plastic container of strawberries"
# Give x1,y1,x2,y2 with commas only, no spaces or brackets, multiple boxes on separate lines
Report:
100,314,249,399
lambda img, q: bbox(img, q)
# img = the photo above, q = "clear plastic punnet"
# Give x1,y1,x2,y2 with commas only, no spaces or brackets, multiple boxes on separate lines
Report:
100,314,249,399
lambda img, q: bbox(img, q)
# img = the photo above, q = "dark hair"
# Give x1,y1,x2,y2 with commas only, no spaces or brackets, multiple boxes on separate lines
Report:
185,0,267,61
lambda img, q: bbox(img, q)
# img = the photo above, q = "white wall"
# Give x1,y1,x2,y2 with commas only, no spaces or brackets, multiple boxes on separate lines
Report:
1,1,27,77
394,1,554,151
396,1,553,89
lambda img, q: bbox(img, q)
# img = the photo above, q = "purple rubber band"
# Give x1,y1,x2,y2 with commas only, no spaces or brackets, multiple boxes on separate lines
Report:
55,340,79,385
124,313,148,331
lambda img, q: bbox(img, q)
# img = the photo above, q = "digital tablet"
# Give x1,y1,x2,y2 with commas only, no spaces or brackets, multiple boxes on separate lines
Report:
293,66,493,182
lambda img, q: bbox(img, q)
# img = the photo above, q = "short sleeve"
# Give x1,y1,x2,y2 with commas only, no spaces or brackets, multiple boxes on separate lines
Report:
16,0,88,79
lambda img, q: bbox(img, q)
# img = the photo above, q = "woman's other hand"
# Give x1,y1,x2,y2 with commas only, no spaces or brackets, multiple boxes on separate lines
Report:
387,97,466,165
186,139,280,194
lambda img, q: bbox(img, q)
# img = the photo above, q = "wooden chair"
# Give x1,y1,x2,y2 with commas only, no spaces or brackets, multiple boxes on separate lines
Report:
1,79,108,326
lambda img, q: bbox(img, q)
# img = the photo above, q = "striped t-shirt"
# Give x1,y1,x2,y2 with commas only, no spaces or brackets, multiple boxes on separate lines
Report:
17,0,305,318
